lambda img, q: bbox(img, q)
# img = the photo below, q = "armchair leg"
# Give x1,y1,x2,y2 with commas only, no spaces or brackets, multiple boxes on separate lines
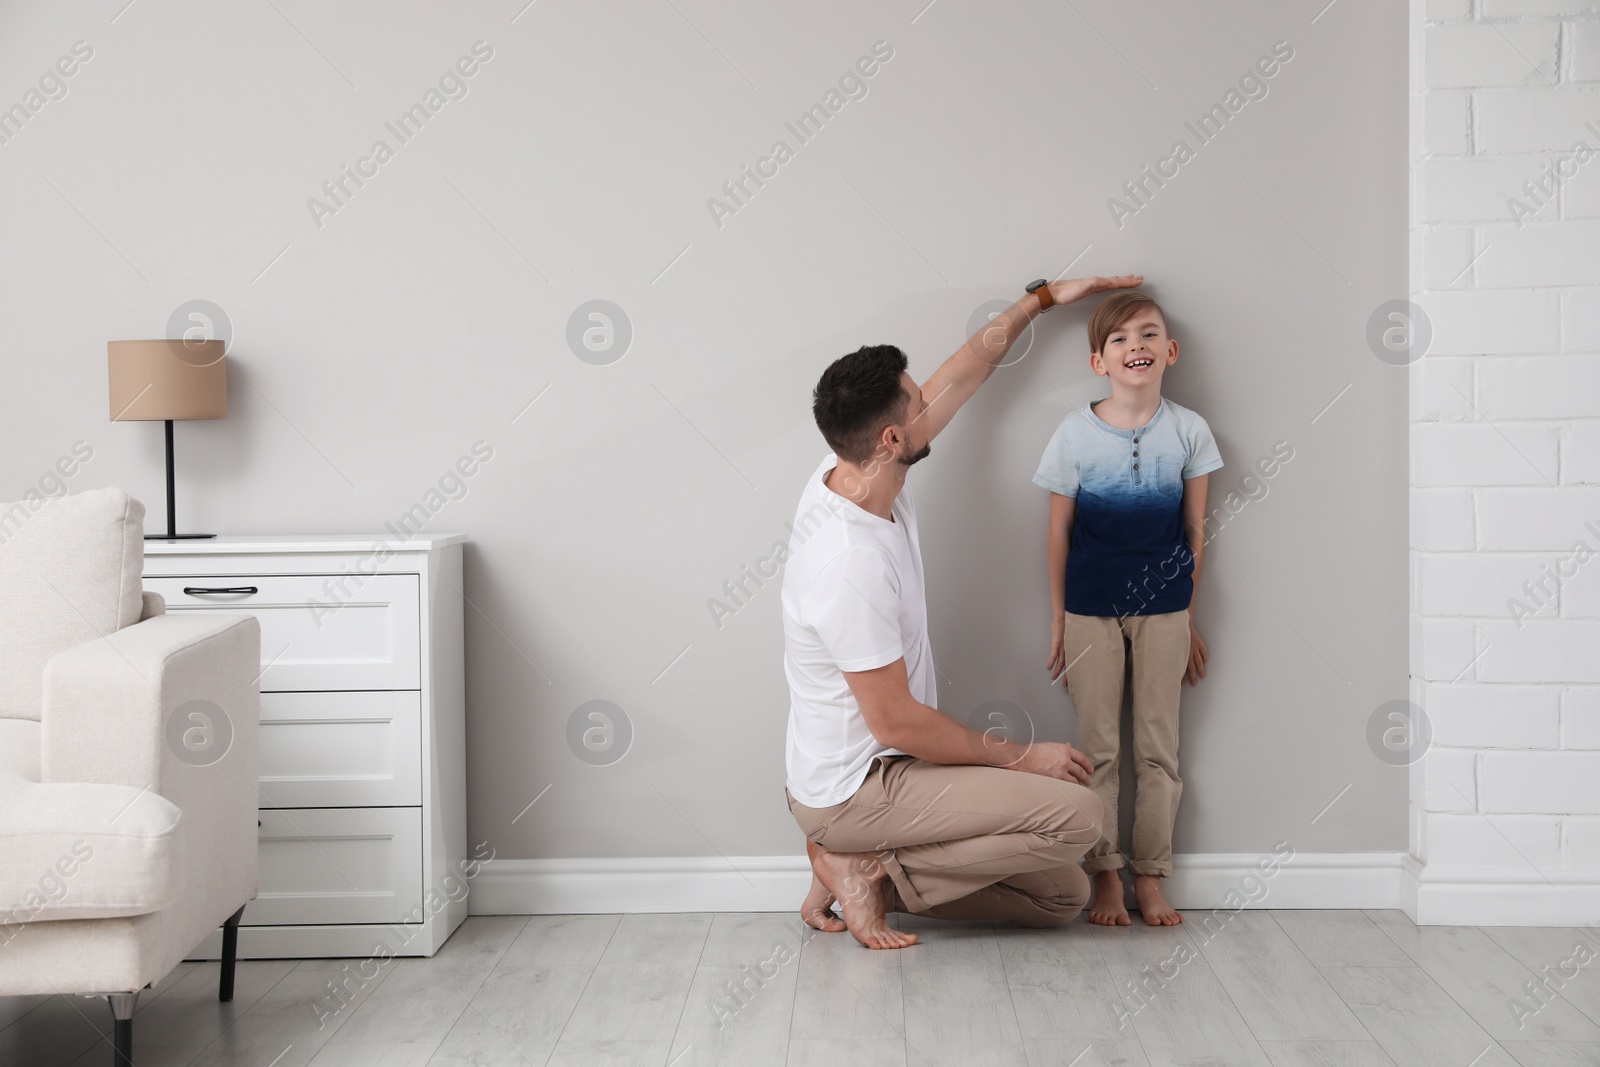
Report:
107,992,137,1066
219,904,247,1002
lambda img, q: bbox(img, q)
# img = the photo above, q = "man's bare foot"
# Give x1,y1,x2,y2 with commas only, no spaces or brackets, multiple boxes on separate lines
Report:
1134,873,1182,926
801,841,846,932
1087,869,1131,926
808,845,918,950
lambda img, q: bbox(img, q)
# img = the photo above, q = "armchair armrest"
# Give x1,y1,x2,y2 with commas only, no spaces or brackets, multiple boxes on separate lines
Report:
38,612,261,934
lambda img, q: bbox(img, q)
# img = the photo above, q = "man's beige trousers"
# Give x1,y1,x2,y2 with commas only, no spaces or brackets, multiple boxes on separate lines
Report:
788,756,1103,927
1062,609,1190,878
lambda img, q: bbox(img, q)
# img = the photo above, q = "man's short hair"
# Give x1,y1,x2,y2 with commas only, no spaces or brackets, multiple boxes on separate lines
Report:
812,344,910,463
1088,292,1166,355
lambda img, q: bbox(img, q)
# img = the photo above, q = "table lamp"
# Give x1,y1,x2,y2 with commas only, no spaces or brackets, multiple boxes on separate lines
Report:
108,338,227,540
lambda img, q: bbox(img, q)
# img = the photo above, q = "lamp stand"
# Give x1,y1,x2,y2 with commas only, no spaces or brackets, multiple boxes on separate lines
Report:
147,419,215,541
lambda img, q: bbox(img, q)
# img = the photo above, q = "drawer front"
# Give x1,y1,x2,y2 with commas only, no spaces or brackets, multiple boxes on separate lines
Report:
259,691,422,808
247,807,423,926
143,573,421,691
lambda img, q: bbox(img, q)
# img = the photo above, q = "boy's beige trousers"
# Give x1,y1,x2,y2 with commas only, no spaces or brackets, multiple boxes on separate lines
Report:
1062,609,1191,878
788,756,1102,926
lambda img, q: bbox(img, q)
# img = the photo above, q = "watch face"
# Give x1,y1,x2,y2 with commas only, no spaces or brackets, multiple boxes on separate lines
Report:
1026,279,1046,292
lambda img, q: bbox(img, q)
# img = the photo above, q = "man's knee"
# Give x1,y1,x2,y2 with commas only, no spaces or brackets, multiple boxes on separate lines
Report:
1014,866,1091,927
1050,781,1103,838
1019,777,1103,845
1049,783,1100,825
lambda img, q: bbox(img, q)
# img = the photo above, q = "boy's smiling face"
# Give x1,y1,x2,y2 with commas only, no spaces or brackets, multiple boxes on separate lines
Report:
1090,308,1179,388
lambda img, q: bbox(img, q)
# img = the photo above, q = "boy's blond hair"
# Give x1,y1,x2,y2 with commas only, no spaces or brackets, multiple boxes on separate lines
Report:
1088,292,1166,355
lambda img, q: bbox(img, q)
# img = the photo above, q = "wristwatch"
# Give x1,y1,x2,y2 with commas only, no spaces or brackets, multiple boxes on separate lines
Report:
1025,278,1053,310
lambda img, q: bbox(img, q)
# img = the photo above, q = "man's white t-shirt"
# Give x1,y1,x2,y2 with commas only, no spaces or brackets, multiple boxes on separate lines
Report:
782,454,938,807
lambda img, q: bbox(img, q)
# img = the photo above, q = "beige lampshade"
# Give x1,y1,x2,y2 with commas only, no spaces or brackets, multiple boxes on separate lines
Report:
108,339,228,421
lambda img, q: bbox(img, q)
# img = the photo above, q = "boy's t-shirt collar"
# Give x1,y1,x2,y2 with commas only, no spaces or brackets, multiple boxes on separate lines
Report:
1083,396,1168,439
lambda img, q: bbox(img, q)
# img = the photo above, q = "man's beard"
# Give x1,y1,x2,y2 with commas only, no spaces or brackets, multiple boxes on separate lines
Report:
899,442,931,467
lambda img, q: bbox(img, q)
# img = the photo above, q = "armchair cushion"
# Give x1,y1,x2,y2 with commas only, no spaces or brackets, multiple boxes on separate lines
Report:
0,772,181,924
0,720,38,781
0,488,145,723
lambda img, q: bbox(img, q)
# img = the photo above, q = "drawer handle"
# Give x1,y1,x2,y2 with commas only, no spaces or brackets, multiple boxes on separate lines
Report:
183,586,259,596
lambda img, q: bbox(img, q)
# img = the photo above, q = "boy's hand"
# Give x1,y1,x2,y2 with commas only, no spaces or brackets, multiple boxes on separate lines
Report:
1184,616,1208,686
1046,274,1143,307
1046,614,1069,687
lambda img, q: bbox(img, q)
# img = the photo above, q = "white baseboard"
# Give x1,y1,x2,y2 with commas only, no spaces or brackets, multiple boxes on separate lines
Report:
471,856,811,915
469,852,1407,916
1167,852,1403,910
1403,855,1600,926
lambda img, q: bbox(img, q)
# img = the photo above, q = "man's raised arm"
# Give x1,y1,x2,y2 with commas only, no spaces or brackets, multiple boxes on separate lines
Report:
917,274,1144,443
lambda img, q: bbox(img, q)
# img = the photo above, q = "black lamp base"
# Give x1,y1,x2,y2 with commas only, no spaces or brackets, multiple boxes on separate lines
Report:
148,420,217,541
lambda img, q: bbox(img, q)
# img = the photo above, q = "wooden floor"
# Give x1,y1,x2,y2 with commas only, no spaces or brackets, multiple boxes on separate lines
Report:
4,910,1599,1066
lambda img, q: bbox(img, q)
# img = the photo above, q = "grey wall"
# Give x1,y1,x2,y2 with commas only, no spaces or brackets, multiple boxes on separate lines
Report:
0,0,1407,861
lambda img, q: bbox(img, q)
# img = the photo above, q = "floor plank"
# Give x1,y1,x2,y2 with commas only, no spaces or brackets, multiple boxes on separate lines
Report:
791,916,905,1042
187,961,388,1067
556,962,699,1044
1366,911,1600,1043
897,917,1027,1067
1091,921,1273,1067
493,913,617,970
1317,964,1518,1067
320,916,524,1049
1481,926,1600,1029
1194,912,1367,1042
788,1037,907,1066
1258,1040,1396,1066
1500,1039,1600,1066
546,1039,675,1065
994,922,1131,1046
0,994,115,1067
13,911,1600,1067
1271,912,1413,969
557,913,711,1045
423,964,593,1066
1022,1037,1151,1065
129,960,297,1050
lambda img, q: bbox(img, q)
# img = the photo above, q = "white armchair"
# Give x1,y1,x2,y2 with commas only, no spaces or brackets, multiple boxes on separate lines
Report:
0,488,259,1066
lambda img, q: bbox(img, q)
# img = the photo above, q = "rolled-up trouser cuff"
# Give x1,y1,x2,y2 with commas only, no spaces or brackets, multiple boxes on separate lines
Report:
1128,860,1172,878
1083,854,1125,875
878,850,928,914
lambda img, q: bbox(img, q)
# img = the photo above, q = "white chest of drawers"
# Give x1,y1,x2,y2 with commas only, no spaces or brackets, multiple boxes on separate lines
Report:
143,535,468,959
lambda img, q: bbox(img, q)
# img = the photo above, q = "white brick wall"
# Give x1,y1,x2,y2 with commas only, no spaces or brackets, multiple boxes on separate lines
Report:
1414,0,1600,880
1477,487,1600,546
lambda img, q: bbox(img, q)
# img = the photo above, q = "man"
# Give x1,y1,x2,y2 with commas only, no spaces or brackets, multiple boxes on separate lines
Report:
782,272,1144,948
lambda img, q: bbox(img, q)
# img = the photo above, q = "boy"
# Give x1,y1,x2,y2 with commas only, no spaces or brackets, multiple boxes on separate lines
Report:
1033,292,1221,926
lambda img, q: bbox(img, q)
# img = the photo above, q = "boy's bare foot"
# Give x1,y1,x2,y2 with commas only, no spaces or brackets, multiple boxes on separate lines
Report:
1134,873,1182,926
1087,869,1131,926
801,841,846,932
808,845,918,950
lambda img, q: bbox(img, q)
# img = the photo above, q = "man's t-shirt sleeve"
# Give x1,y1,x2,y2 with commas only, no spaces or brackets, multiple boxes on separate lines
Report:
1033,420,1080,497
804,547,904,673
1183,413,1224,479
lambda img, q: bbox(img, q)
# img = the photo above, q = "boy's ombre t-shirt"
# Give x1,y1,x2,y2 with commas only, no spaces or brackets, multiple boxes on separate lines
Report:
1034,398,1223,618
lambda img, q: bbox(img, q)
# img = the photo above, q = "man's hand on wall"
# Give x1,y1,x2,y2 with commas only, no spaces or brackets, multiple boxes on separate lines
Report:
1047,274,1144,307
